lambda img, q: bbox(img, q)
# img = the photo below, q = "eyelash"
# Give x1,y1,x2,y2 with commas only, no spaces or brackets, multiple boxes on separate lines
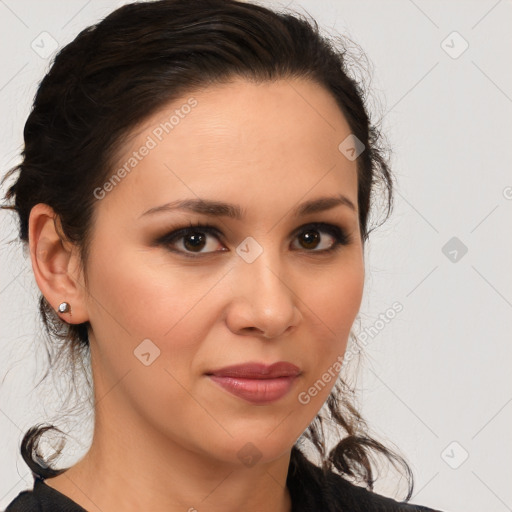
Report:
155,220,353,259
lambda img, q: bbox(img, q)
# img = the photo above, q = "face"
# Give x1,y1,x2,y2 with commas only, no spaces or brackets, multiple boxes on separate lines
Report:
81,78,364,466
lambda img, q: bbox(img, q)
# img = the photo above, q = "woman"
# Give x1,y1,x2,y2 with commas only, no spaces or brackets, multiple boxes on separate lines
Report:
1,0,446,510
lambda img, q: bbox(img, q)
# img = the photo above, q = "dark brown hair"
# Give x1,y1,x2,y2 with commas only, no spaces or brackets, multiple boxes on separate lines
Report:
1,0,414,503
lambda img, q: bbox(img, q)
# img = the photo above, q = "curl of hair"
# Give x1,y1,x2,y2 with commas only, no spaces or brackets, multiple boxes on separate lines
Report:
2,0,412,502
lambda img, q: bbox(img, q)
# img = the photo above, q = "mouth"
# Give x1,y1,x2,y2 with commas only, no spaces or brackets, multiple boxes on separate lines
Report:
207,375,300,404
205,361,301,379
205,361,302,404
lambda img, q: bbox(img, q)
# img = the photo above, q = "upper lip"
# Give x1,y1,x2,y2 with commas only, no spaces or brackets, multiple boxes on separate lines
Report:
206,362,301,379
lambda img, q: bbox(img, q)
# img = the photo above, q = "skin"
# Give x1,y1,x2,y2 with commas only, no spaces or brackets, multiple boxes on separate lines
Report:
29,77,365,512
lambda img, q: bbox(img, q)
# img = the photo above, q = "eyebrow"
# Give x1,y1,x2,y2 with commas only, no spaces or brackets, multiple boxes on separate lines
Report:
140,194,357,220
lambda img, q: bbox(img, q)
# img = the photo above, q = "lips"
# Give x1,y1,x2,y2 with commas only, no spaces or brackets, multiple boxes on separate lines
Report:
205,361,301,379
205,361,302,404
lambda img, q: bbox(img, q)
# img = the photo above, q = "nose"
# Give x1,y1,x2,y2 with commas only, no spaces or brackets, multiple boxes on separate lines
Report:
224,250,303,339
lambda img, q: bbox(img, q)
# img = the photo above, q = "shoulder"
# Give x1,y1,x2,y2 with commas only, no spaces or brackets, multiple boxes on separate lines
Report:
288,446,446,512
324,469,444,512
3,486,41,512
3,476,85,512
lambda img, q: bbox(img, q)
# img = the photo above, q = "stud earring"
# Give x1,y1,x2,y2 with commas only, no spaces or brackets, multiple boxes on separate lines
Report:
58,302,71,314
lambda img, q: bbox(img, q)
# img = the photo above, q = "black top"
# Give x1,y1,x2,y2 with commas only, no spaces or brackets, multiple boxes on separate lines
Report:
5,448,445,512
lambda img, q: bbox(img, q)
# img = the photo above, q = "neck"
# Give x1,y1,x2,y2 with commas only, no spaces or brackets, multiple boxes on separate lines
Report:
44,395,293,512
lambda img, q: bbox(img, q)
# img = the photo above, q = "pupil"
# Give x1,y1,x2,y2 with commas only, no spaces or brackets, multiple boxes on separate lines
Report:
184,232,206,251
302,230,319,249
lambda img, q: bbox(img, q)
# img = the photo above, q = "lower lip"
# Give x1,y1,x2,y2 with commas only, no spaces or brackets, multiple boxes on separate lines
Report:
208,375,299,404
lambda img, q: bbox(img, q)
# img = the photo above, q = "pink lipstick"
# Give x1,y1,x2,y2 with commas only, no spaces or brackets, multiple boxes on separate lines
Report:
206,362,301,404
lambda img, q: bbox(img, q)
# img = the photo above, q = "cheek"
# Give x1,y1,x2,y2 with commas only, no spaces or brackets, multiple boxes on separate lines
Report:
84,244,222,374
84,246,212,416
88,242,181,327
305,259,364,331
297,262,364,392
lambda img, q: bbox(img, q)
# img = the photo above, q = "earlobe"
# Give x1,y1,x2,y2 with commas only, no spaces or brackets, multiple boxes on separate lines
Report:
28,203,89,324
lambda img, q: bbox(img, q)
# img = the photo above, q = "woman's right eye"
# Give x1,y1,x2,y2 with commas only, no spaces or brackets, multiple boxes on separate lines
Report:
156,222,226,258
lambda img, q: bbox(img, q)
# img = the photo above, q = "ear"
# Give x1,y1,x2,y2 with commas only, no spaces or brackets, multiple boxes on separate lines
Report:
28,203,89,324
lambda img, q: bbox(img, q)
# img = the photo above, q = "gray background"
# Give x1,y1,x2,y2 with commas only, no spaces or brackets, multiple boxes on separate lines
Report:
1,1,511,511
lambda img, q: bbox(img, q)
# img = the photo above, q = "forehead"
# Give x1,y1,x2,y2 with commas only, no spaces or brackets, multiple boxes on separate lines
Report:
99,78,358,221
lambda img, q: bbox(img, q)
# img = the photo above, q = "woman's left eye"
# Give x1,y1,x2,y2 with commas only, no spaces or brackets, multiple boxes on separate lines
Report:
291,223,351,252
156,221,351,258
